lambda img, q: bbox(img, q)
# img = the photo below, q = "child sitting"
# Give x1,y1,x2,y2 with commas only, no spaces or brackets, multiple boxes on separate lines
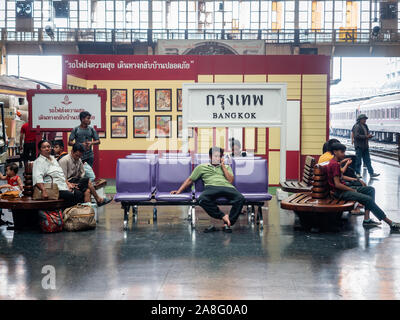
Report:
53,140,68,161
0,163,23,192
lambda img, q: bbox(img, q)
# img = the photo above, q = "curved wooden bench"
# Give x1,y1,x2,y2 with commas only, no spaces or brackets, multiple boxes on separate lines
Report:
0,197,66,210
0,162,70,230
281,193,354,213
281,163,355,231
280,156,315,193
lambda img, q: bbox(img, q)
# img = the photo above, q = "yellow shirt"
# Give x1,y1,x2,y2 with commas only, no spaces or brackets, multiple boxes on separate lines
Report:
318,152,334,164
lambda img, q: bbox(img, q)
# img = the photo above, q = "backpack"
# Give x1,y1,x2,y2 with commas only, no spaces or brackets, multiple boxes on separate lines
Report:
38,210,64,233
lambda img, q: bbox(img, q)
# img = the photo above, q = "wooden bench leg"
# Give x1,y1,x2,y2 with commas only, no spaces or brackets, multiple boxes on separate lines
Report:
295,210,345,232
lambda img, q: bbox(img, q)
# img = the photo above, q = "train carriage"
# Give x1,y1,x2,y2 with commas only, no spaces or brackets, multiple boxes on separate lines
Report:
330,92,400,143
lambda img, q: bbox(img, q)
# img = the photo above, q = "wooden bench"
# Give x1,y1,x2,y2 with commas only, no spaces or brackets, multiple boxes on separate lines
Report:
0,163,108,230
281,163,355,231
280,156,315,193
0,162,69,230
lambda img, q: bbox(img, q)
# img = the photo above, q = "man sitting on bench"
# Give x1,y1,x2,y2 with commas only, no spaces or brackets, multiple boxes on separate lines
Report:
328,143,400,231
171,147,245,233
59,143,112,207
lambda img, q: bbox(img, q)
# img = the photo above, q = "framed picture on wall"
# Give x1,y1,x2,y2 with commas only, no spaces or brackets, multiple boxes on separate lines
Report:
133,116,150,138
111,116,127,138
111,89,127,112
133,89,150,111
177,89,182,111
155,89,172,111
177,115,193,138
155,115,171,138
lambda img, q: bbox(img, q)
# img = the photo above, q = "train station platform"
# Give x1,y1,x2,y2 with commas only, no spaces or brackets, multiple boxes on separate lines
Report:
0,159,399,300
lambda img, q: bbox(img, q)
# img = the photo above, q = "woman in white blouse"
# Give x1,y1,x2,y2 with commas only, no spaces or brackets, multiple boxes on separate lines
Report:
32,140,89,204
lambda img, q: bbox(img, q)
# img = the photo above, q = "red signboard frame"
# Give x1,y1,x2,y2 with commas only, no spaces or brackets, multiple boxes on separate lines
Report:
27,89,107,132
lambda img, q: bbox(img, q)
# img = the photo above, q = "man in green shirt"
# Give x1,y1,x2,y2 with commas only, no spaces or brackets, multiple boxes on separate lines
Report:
171,147,245,233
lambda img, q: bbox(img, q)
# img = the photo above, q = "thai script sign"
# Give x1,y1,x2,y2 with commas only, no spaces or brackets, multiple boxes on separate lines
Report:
182,83,287,128
27,90,106,131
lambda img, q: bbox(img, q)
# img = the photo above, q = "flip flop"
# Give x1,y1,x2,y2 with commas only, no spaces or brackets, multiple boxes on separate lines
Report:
98,197,113,207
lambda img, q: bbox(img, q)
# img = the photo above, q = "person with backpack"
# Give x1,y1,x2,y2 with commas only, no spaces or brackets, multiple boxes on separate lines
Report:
68,111,100,168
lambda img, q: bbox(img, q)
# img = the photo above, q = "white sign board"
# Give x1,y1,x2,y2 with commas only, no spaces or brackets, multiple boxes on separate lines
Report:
182,83,286,128
182,83,287,182
30,93,103,130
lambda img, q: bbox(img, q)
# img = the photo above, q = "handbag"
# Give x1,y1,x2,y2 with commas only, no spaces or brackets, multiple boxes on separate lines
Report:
33,175,59,200
38,210,63,233
63,204,96,232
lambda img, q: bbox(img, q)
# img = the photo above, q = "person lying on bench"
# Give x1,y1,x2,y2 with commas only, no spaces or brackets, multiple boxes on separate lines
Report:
58,143,112,207
171,147,245,233
327,143,400,231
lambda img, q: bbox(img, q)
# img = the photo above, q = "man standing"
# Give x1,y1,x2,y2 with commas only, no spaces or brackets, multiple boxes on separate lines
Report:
352,114,379,178
171,147,245,233
68,111,100,168
20,121,36,167
59,143,112,207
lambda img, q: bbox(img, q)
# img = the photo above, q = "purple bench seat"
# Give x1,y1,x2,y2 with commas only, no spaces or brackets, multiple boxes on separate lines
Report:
114,158,153,202
155,157,193,202
126,153,158,193
115,154,271,230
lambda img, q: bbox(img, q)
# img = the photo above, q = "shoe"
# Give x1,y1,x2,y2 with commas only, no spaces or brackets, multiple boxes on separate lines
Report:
356,174,362,179
370,173,380,178
222,225,232,233
363,219,381,228
203,225,218,233
390,222,400,232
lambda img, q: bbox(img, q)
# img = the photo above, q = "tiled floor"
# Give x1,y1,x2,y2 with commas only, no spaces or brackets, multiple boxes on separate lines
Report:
1,160,400,300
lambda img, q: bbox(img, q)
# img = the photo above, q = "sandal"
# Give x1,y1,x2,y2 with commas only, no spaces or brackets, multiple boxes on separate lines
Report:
203,225,218,233
98,197,113,207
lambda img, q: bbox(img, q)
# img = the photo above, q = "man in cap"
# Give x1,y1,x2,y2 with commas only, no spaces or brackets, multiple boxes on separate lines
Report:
352,114,379,178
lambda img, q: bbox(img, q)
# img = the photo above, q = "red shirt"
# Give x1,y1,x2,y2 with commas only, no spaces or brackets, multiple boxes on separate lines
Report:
7,175,19,187
326,158,343,193
21,123,36,143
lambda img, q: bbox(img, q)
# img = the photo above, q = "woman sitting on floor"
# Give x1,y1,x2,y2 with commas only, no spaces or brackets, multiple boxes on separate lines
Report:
32,140,89,205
